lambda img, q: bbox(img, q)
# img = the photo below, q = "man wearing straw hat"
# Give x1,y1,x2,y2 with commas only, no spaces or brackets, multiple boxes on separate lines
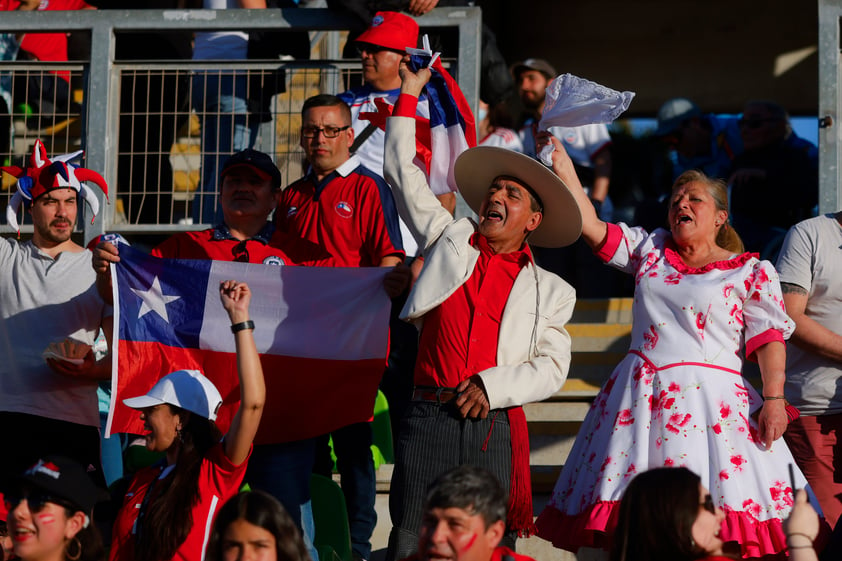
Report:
381,61,580,561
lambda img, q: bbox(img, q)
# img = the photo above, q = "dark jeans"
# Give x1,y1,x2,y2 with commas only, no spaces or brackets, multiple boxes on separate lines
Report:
246,439,320,561
314,422,377,560
380,288,418,440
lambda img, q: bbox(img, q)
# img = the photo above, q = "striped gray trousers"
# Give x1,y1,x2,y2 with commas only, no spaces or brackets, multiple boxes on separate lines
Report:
384,401,516,561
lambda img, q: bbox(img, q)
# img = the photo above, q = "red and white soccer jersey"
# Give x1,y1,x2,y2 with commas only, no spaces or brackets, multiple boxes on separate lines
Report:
277,157,404,267
150,223,333,266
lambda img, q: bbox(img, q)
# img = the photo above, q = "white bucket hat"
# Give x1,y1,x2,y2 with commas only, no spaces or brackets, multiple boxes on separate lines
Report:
123,369,223,421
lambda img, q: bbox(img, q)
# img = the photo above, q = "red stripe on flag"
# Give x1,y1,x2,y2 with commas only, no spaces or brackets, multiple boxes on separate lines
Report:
115,341,383,443
431,58,477,147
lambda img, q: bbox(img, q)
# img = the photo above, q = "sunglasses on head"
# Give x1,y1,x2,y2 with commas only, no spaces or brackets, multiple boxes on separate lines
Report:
4,490,76,514
700,493,716,514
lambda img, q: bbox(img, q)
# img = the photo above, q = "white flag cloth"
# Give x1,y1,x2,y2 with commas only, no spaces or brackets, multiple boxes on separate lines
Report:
538,73,635,166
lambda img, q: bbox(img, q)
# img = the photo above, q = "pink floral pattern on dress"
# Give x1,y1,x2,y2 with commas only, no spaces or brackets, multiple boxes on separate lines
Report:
539,225,803,558
642,325,658,350
617,409,634,426
664,271,682,285
743,498,762,518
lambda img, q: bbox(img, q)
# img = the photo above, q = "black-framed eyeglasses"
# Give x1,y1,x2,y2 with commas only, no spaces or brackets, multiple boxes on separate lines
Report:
231,240,249,263
700,494,716,514
738,117,779,129
300,125,350,139
4,491,76,514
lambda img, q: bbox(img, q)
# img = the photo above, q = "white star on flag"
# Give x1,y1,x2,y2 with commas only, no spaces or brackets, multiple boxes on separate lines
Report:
130,276,181,323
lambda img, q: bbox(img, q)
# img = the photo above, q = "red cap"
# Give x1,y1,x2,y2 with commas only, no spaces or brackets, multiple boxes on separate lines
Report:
356,11,419,52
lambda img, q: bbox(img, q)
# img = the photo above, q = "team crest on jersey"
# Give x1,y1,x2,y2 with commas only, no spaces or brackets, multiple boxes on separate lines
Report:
287,207,298,218
335,201,354,218
263,256,286,266
563,130,579,144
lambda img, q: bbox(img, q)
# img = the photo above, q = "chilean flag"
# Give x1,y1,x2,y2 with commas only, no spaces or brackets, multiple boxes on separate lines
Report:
409,44,477,196
108,245,391,444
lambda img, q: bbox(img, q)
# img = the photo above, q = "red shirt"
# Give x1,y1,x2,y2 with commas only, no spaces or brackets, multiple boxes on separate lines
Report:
277,158,404,267
413,234,531,388
151,223,333,266
109,443,248,561
5,0,92,82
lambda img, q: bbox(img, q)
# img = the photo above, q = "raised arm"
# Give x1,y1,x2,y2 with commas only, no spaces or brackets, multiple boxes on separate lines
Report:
540,134,608,251
219,281,265,465
383,60,455,252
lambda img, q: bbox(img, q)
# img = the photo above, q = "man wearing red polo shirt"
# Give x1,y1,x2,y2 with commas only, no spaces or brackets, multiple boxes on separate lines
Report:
381,63,579,561
276,93,404,561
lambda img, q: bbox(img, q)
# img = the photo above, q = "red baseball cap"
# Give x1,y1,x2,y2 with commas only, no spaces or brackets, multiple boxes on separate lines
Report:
356,11,419,52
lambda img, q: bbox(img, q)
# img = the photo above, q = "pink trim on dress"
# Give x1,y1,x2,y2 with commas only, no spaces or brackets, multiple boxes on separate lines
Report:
595,223,623,262
628,350,742,376
535,501,790,559
664,243,758,274
534,501,619,551
745,328,785,363
720,508,787,560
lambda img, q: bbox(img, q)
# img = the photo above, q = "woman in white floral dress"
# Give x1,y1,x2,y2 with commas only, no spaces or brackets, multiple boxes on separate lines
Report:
534,135,807,560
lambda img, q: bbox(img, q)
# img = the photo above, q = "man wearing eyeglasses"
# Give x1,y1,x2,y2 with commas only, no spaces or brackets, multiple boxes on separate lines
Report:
276,92,405,561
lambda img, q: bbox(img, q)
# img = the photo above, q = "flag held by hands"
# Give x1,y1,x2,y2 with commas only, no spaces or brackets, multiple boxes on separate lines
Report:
407,35,477,196
108,245,391,444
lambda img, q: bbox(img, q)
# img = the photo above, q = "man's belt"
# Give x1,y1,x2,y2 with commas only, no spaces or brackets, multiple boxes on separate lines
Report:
411,386,461,404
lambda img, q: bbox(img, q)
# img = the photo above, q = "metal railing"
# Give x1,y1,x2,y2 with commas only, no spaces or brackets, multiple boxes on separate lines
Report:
0,7,481,241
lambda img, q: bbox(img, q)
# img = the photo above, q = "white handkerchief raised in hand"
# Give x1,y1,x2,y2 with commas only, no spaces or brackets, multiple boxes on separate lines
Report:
538,73,635,166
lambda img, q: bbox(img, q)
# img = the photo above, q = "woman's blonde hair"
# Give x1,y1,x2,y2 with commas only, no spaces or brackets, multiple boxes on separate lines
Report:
671,170,745,253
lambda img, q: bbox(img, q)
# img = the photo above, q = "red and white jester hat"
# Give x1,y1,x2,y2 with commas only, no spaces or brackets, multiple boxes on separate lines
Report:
1,139,109,233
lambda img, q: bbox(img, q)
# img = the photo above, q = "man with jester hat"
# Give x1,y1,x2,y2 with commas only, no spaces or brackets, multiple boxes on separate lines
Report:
0,140,111,487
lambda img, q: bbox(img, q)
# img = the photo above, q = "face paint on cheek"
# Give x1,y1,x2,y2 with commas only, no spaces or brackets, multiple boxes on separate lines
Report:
458,533,478,553
36,514,56,525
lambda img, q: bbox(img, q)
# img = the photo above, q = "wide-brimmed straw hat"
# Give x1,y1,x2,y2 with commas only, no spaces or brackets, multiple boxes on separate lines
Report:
454,146,582,248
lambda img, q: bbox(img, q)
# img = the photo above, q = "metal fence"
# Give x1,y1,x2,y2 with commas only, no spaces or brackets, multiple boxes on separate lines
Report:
0,7,481,241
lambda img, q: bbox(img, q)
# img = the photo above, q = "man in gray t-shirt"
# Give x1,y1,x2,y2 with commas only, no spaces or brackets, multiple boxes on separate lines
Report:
1,143,111,486
776,210,842,527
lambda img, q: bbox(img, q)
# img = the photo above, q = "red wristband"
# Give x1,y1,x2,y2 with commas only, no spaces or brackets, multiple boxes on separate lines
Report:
393,93,419,118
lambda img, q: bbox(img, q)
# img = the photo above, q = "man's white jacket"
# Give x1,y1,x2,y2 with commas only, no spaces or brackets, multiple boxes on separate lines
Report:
384,115,576,411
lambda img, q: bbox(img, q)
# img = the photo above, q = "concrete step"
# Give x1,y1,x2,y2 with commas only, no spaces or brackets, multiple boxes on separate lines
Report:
569,297,633,324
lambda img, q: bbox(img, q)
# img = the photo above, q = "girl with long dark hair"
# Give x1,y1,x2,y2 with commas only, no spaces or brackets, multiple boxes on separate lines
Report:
109,281,265,561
